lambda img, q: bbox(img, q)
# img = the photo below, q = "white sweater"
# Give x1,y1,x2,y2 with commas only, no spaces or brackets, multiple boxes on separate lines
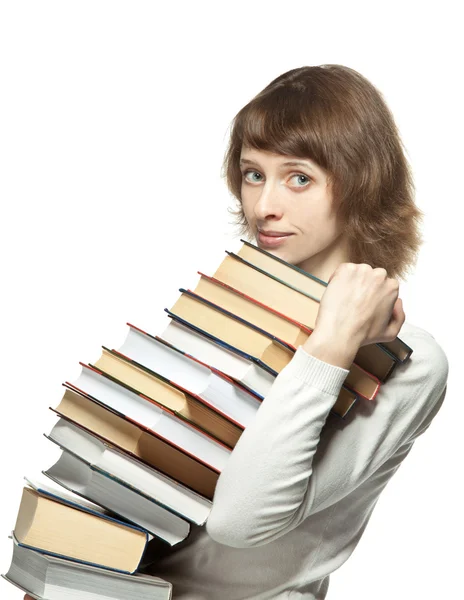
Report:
148,321,449,599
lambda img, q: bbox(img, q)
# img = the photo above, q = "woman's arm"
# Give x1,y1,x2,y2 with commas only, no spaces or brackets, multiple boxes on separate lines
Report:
206,341,350,547
206,263,449,548
206,329,448,548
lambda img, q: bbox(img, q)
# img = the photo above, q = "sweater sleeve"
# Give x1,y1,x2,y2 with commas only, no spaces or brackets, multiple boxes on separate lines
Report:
206,332,449,548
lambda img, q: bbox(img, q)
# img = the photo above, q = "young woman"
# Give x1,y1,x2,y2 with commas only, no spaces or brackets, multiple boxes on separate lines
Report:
24,65,449,599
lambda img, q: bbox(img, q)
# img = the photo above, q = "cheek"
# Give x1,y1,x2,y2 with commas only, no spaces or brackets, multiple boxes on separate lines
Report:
299,197,337,227
240,190,254,217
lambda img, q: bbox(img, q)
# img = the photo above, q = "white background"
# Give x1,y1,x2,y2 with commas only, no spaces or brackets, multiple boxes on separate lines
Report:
0,1,462,598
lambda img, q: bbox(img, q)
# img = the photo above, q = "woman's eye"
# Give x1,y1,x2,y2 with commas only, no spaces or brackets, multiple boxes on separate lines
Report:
290,174,310,187
243,170,263,183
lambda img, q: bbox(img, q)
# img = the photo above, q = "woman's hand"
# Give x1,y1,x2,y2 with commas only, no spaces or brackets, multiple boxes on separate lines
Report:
303,263,405,368
317,262,404,347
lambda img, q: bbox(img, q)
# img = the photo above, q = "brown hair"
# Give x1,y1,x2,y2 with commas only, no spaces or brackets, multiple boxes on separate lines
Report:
223,65,424,281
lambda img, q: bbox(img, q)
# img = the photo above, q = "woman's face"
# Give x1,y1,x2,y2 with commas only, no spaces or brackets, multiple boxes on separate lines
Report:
239,147,350,282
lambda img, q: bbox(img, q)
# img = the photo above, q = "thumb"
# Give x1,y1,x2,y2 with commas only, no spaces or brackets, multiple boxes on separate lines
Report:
392,297,405,322
386,297,405,338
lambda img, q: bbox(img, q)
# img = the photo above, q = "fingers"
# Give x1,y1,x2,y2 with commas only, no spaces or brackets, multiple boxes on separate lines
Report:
327,268,337,284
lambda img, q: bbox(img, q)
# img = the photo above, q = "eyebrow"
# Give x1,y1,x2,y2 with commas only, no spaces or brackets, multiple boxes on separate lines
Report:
239,158,316,171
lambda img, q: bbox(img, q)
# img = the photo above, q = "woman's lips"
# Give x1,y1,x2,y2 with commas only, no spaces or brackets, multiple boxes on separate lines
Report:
257,231,293,248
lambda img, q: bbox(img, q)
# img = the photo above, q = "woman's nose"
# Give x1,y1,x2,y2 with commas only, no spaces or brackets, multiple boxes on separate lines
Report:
253,182,285,221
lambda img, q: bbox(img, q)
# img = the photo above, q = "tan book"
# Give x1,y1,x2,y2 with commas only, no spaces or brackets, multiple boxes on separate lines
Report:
237,240,327,301
168,291,295,374
53,387,219,500
327,387,358,418
193,273,380,401
213,252,398,382
14,487,147,574
91,348,242,449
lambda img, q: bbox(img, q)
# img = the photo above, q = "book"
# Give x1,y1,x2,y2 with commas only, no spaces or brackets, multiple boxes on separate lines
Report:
66,362,232,471
45,417,212,526
24,474,112,515
3,534,172,599
212,251,400,382
13,486,148,574
91,346,244,448
52,387,219,499
236,239,413,363
160,318,276,398
117,323,261,428
237,239,328,300
191,272,381,401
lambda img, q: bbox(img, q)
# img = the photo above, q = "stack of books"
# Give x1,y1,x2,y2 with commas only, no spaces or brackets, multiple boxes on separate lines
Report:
2,240,413,599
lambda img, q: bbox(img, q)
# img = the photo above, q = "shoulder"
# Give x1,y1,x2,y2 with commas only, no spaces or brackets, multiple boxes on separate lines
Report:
386,321,449,441
398,320,449,385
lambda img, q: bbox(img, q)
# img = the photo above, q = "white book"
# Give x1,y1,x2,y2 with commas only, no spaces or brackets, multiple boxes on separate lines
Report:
3,535,172,600
67,363,231,471
160,319,275,397
46,418,212,526
118,324,261,427
42,450,190,545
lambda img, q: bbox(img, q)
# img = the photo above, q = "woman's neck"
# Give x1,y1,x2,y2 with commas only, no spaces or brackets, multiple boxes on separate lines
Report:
295,233,351,283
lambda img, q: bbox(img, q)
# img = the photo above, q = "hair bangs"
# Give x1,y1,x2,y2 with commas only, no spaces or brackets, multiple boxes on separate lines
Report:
237,90,327,168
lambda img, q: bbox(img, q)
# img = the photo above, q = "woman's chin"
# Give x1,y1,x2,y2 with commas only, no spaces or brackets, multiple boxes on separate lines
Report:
265,246,296,265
